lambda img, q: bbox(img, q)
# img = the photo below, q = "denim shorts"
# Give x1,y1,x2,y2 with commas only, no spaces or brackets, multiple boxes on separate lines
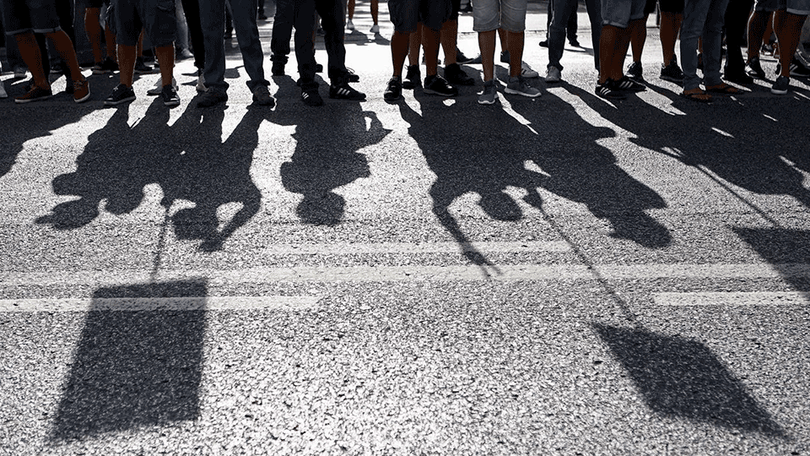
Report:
601,0,647,27
388,0,453,32
472,0,528,32
755,0,810,15
114,0,176,47
0,0,62,35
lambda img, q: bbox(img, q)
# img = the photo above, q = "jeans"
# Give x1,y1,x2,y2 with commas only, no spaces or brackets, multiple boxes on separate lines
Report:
270,0,294,62
681,0,730,90
295,0,347,88
199,0,269,91
548,0,601,71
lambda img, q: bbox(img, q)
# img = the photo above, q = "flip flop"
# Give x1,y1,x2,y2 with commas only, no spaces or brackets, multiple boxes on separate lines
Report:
681,89,712,103
706,83,742,95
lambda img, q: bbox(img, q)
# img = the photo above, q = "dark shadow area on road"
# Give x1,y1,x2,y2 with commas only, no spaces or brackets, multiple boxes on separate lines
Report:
35,96,263,251
50,280,207,441
273,94,390,226
733,228,810,291
593,323,787,437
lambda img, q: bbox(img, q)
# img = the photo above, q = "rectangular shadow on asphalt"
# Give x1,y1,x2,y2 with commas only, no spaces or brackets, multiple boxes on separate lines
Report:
733,227,810,291
50,280,207,442
592,323,786,437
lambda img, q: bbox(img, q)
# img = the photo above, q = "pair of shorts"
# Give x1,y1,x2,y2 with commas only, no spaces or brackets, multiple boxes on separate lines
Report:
388,0,453,32
755,0,810,15
113,0,176,47
472,0,528,32
450,0,460,21
659,0,684,13
84,0,110,8
1,0,62,35
601,0,647,27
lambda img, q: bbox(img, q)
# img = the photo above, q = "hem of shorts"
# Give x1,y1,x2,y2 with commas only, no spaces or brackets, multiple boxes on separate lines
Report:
786,8,810,15
601,20,630,28
32,27,62,34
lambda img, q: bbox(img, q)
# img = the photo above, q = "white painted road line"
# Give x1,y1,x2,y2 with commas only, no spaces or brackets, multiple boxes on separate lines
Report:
0,296,320,312
654,292,810,306
260,241,572,255
2,263,810,287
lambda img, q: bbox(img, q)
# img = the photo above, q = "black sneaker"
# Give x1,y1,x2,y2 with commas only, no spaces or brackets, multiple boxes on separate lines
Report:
384,76,403,101
345,68,360,82
301,88,324,106
403,64,421,89
771,75,790,95
595,79,626,100
197,88,228,107
500,51,511,64
423,74,458,97
329,82,366,100
615,75,646,92
627,61,644,82
252,85,275,106
161,84,180,107
746,58,766,79
103,83,136,106
456,48,474,64
660,57,684,83
444,63,475,86
14,85,53,104
539,39,549,47
724,65,754,84
134,57,153,74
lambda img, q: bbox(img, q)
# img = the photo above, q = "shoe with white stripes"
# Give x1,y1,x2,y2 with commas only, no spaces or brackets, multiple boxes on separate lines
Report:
329,82,366,100
301,88,324,106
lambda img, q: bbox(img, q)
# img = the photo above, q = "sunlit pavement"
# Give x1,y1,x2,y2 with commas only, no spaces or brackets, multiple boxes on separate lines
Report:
1,2,810,455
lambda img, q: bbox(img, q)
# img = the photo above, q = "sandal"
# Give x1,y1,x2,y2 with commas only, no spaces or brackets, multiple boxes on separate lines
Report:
706,83,742,95
681,88,712,103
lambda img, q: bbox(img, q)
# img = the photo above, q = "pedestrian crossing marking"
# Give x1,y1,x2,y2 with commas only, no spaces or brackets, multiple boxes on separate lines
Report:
0,296,319,312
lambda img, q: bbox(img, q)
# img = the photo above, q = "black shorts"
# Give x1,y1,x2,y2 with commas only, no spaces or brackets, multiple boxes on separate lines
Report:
658,0,684,13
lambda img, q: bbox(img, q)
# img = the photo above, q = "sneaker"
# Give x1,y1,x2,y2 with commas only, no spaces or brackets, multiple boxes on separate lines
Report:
595,79,626,100
627,61,644,82
469,54,482,64
330,82,366,100
660,58,684,83
0,81,7,99
384,76,403,101
478,79,498,105
346,19,355,30
91,61,105,75
345,67,360,82
521,63,540,79
13,66,27,80
134,57,153,74
500,51,510,64
423,74,458,96
197,88,228,107
301,88,324,106
176,48,193,60
545,65,562,83
96,57,118,74
771,75,790,95
724,65,754,84
402,65,420,89
370,24,380,34
14,84,52,104
539,39,549,47
615,75,646,92
252,85,275,106
444,63,475,86
147,77,177,95
103,83,135,106
569,37,580,47
456,48,474,64
73,78,91,103
746,58,766,79
505,76,541,98
161,83,180,107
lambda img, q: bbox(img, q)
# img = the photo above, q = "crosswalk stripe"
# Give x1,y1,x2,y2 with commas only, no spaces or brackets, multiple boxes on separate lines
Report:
260,241,571,255
654,291,810,306
2,263,810,287
0,296,320,312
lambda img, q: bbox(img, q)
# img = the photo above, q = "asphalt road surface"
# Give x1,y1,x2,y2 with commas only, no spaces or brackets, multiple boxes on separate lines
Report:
1,4,810,455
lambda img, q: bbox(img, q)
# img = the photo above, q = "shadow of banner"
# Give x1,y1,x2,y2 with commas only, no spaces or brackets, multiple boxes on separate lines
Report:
50,280,207,441
593,323,785,437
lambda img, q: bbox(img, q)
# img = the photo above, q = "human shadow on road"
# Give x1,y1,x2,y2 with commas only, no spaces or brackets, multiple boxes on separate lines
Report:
593,323,786,437
275,96,390,226
35,98,263,251
50,280,207,442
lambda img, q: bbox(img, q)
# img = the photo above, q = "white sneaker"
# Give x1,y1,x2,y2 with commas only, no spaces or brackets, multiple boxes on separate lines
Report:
521,63,539,79
0,81,7,99
197,72,207,93
370,24,380,34
346,19,355,30
545,66,561,83
147,77,177,95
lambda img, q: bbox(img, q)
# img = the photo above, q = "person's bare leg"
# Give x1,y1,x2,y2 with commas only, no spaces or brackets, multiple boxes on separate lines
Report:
660,11,682,64
409,23,422,66
371,0,379,25
422,26,441,76
497,27,507,54
630,15,648,63
105,24,117,61
611,21,636,80
14,32,49,89
747,10,769,61
479,30,497,81
774,10,806,77
118,44,137,86
45,30,85,83
598,25,619,83
347,0,355,20
391,31,411,76
507,30,523,77
85,7,104,63
440,19,458,64
154,44,175,86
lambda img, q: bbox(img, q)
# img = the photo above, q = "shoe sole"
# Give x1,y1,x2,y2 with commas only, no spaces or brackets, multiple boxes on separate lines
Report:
771,87,788,95
15,95,53,104
164,100,181,107
504,89,542,98
74,91,91,104
104,95,136,106
477,95,498,105
660,75,683,83
423,88,457,97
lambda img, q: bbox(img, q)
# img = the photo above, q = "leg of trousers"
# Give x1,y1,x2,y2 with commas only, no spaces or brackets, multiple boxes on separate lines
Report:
230,0,269,91
724,0,754,72
181,0,207,69
199,0,229,91
315,0,347,84
271,0,295,61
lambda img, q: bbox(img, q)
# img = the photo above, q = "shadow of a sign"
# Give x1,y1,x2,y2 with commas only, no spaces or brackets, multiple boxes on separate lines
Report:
593,323,785,437
51,280,207,441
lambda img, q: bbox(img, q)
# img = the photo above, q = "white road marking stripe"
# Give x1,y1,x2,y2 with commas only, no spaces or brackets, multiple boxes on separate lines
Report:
1,263,810,287
654,292,810,306
0,296,320,312
261,241,571,255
